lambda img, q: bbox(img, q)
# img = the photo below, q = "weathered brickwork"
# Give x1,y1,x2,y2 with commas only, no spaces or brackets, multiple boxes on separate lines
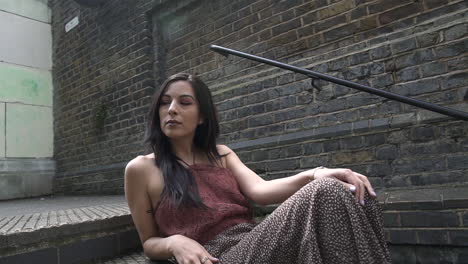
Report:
50,1,468,256
152,0,468,190
51,0,468,197
51,0,158,193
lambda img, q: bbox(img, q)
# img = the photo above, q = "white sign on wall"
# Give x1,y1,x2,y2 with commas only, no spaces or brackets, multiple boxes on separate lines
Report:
65,16,79,32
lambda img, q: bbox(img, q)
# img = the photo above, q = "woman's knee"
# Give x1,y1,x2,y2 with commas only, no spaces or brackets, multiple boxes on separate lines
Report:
306,177,353,202
311,177,344,191
311,177,376,205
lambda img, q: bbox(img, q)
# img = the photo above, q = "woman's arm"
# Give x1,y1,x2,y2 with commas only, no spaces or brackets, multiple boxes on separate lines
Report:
219,145,376,206
125,156,219,263
124,156,173,259
220,145,312,205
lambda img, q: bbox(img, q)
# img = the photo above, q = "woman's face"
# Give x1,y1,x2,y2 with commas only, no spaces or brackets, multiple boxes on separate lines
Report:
159,81,202,140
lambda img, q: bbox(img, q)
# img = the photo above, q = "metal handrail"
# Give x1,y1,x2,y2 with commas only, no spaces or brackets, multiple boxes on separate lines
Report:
210,45,468,121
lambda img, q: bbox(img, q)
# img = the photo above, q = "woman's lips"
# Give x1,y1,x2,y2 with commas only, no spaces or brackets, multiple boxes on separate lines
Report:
166,120,181,126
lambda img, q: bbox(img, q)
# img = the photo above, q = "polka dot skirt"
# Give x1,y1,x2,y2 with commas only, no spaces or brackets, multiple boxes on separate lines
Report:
203,177,391,264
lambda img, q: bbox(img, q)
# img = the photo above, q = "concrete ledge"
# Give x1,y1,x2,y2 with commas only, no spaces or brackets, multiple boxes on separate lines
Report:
0,159,55,172
379,185,468,211
0,158,55,200
0,172,54,200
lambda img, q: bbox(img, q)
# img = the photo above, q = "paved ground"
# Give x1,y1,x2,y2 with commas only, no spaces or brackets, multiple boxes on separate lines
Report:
0,195,126,217
96,251,172,264
0,194,135,264
97,251,147,264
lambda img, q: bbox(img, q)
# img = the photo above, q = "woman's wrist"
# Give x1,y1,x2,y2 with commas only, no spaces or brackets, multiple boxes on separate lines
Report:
166,235,180,256
308,166,326,182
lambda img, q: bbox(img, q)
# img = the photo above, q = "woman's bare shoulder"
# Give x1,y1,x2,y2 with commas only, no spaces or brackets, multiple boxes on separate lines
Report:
216,145,234,168
216,144,232,155
125,154,160,180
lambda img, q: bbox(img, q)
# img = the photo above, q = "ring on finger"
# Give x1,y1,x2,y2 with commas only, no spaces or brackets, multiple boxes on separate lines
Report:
201,256,209,264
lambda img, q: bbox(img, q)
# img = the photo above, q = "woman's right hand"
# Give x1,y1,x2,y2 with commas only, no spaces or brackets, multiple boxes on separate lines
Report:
168,235,219,264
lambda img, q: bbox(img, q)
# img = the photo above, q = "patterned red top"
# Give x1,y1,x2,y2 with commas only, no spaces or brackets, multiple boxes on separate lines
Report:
154,164,254,245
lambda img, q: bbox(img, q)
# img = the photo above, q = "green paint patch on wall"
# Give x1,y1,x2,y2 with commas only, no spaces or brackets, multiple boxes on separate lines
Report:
0,0,50,23
0,63,52,106
0,103,5,158
6,103,53,158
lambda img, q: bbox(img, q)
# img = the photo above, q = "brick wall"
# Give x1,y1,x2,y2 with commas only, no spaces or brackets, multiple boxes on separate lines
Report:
51,0,468,194
51,0,157,193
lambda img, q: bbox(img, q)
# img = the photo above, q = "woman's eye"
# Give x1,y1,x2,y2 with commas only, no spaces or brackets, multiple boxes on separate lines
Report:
160,100,171,105
180,100,193,105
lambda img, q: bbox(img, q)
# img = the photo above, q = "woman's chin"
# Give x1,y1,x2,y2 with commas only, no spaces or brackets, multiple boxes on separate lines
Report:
163,131,192,140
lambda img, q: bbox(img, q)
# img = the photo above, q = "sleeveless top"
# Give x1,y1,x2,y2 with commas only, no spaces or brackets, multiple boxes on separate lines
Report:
154,164,254,245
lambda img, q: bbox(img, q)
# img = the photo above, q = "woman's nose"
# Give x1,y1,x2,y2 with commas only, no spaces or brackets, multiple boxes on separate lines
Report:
168,101,178,115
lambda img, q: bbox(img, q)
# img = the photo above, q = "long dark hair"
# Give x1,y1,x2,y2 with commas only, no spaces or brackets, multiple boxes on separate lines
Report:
145,73,222,208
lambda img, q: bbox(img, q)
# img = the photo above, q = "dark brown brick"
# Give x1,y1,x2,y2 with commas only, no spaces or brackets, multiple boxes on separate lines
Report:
379,3,422,25
272,18,301,36
388,229,418,244
323,22,359,42
423,0,449,10
317,0,355,19
267,30,298,48
417,230,450,245
368,0,412,14
399,211,459,227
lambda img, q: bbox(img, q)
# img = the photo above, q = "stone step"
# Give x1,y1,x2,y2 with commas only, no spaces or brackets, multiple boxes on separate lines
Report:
379,185,468,263
1,185,468,263
0,195,141,264
90,251,147,264
86,251,166,264
379,185,468,211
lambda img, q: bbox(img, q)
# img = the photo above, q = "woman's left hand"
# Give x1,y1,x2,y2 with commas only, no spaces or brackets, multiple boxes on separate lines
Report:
308,167,377,205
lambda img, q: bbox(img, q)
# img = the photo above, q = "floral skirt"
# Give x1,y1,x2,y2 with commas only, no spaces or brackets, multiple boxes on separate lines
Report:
203,178,391,264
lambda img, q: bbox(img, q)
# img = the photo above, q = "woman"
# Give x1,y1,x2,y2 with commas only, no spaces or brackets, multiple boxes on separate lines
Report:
125,73,390,264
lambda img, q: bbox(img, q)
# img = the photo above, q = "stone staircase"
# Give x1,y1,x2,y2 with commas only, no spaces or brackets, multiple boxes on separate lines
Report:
1,187,467,264
0,196,141,264
382,186,468,263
